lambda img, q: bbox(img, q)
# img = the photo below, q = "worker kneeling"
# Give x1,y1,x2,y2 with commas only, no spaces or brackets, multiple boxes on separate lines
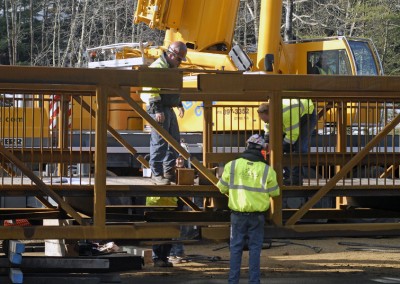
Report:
217,134,280,284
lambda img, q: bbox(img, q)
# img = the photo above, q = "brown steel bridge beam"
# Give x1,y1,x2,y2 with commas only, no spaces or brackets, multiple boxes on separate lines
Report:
112,86,220,186
286,112,400,225
73,96,150,169
0,143,84,224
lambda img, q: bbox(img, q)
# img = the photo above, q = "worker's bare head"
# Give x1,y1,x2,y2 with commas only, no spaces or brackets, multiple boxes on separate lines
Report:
166,41,187,67
257,102,269,123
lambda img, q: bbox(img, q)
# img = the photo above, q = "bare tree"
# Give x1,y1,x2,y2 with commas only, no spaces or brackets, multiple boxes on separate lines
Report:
284,0,294,41
61,0,77,67
4,0,13,64
77,0,88,67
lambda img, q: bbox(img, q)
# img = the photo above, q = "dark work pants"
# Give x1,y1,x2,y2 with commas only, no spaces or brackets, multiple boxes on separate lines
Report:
149,106,180,177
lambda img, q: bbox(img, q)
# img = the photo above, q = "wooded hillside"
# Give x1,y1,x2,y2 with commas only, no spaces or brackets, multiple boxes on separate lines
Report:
0,0,399,74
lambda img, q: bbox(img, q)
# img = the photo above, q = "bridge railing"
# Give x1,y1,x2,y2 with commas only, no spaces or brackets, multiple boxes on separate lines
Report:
193,73,400,229
1,66,400,239
0,66,182,240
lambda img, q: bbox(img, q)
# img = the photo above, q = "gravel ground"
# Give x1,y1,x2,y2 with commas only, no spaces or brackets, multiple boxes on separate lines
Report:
121,237,400,282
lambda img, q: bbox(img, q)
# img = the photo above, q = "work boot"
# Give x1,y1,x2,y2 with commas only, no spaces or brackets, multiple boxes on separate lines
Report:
151,175,171,185
153,259,173,267
164,171,176,183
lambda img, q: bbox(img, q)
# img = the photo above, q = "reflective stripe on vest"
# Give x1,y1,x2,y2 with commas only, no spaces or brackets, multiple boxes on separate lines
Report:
229,160,271,193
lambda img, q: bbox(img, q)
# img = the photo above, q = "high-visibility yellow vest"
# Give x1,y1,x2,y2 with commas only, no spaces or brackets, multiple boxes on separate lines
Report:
217,158,280,212
264,98,315,145
140,54,169,105
146,196,178,206
315,65,334,75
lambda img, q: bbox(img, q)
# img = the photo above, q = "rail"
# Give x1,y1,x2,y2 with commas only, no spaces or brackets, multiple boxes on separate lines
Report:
1,66,400,240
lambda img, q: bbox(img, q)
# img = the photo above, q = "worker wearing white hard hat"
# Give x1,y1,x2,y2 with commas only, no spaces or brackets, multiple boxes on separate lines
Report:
217,134,280,284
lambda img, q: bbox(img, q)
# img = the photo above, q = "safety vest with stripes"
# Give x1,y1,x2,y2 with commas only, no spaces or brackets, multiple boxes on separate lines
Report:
217,158,280,212
264,98,315,145
315,65,334,75
140,53,169,105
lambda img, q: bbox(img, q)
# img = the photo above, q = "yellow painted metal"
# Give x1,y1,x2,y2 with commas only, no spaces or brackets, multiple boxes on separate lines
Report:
94,86,108,227
286,112,400,225
111,86,219,185
0,142,84,224
178,101,263,132
281,39,352,74
134,0,184,30
0,107,49,139
135,0,239,51
74,96,150,169
1,67,400,240
166,0,239,51
256,0,283,72
0,225,180,240
269,93,283,225
130,0,383,134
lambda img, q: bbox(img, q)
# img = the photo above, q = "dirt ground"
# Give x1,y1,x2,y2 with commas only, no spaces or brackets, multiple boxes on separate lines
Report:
121,236,400,281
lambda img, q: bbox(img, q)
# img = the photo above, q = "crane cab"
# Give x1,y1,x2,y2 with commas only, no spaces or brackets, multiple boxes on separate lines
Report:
279,37,382,76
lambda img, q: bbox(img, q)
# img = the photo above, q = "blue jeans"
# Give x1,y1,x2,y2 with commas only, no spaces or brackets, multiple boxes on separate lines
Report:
149,106,180,176
170,242,185,257
286,110,318,182
152,244,172,262
229,212,265,284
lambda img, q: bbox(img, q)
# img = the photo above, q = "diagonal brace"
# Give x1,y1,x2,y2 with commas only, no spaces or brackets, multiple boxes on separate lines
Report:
0,143,84,225
73,96,150,168
111,86,219,186
285,112,400,226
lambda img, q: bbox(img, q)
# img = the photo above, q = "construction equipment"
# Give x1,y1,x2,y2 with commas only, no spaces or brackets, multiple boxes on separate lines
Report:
1,1,400,243
86,0,382,133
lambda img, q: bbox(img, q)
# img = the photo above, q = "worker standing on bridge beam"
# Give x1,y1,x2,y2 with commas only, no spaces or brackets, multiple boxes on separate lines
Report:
141,41,187,268
141,41,188,186
258,99,316,186
217,134,280,284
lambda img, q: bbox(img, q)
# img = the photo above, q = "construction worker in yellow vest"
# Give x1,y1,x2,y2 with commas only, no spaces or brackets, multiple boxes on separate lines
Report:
258,98,317,185
146,194,178,268
311,52,335,74
140,41,187,186
217,134,280,284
